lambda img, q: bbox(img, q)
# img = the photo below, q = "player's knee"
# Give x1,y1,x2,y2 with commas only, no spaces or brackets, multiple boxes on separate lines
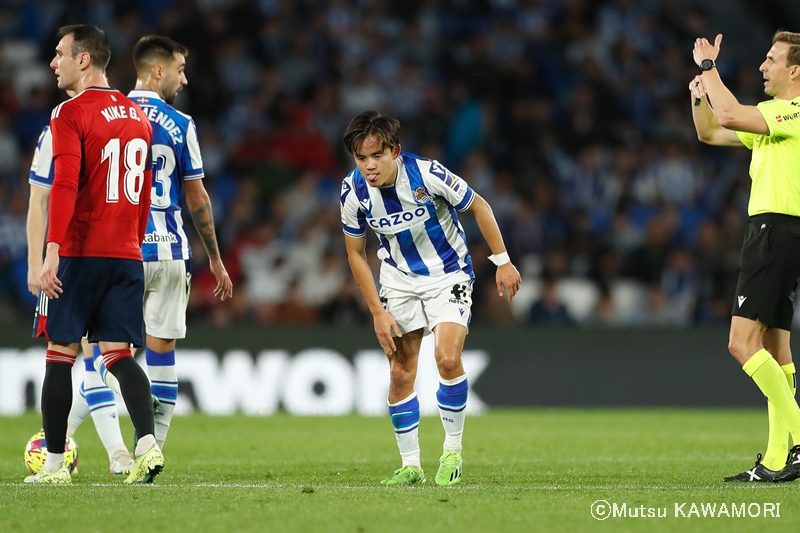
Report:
727,337,755,365
389,364,415,387
436,353,462,376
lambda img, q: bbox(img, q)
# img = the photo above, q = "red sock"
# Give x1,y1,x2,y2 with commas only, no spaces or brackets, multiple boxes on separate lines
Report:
45,349,76,365
102,349,131,369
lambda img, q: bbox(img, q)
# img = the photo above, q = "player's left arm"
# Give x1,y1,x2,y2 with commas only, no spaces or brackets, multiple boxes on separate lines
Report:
695,34,769,135
463,193,521,301
184,178,233,301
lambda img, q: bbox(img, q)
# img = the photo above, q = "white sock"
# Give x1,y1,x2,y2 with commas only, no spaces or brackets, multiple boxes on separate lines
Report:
397,433,422,469
67,383,90,438
146,348,178,450
83,368,128,461
437,374,468,453
94,356,122,395
135,434,157,457
388,392,421,469
43,452,64,473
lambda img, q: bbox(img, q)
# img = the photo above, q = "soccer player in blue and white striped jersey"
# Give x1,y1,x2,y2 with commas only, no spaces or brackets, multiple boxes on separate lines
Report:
128,35,232,450
95,36,232,452
340,111,521,486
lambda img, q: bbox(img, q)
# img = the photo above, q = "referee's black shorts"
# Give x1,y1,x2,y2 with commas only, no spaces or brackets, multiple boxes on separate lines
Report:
733,213,800,330
33,257,145,346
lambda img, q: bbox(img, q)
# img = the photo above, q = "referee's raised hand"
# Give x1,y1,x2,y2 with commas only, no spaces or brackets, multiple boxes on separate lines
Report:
693,34,722,67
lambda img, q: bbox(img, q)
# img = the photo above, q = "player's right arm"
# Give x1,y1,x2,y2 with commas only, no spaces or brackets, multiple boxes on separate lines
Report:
27,126,54,296
42,103,84,298
690,76,743,146
344,234,401,355
26,184,49,295
184,178,233,301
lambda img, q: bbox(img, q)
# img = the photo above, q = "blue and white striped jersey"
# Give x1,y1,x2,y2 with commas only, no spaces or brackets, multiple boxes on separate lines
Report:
29,126,54,189
340,153,476,278
129,90,204,261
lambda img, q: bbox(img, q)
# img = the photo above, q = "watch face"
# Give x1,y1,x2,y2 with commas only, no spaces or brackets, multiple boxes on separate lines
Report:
701,59,714,70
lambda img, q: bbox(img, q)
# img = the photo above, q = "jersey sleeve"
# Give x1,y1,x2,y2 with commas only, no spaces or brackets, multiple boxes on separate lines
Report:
46,102,83,245
183,119,204,180
735,130,755,150
50,102,83,160
423,159,475,211
29,126,54,188
340,174,366,238
756,99,800,139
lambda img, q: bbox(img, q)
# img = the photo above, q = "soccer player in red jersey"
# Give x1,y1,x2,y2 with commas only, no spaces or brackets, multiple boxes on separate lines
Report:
27,24,163,484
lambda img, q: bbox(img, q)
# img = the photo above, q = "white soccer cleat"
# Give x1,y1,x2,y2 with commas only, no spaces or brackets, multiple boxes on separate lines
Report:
109,451,135,475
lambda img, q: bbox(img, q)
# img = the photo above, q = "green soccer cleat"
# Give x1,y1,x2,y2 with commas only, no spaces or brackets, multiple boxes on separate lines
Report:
24,463,72,484
380,465,425,485
124,444,164,484
435,451,462,486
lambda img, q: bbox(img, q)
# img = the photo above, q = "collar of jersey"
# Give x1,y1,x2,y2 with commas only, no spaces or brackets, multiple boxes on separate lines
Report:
128,89,163,102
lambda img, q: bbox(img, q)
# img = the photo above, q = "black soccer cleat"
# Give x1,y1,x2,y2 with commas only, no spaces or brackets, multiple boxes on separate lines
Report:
772,445,800,483
723,453,780,482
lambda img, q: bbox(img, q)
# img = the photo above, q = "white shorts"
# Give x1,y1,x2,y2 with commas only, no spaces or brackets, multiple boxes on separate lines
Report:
143,259,190,339
378,266,473,336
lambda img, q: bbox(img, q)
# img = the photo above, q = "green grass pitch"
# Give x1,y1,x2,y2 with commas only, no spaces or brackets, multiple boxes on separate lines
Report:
1,409,797,533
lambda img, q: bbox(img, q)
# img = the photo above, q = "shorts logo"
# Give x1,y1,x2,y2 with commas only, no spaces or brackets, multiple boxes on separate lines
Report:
738,295,747,308
449,283,471,305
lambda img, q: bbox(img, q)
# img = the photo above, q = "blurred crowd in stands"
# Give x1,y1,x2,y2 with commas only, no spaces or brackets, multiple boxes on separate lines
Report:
1,0,799,328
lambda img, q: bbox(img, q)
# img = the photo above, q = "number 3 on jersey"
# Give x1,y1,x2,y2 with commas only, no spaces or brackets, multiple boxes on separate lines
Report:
150,144,174,209
102,137,149,204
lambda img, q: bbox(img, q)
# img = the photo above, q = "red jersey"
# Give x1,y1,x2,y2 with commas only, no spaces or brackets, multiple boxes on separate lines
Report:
47,87,153,260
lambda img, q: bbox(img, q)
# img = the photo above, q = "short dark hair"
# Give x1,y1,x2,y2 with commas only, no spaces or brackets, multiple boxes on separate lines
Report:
133,35,189,75
57,24,110,71
772,30,800,67
342,111,401,154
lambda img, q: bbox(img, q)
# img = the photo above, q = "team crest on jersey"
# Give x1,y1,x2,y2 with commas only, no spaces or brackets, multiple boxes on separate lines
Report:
414,187,432,205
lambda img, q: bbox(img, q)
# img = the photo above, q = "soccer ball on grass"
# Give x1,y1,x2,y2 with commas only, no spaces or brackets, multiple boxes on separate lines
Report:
24,429,79,474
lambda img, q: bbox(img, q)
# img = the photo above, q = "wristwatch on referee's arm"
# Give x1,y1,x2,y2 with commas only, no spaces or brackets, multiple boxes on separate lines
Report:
698,59,716,72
